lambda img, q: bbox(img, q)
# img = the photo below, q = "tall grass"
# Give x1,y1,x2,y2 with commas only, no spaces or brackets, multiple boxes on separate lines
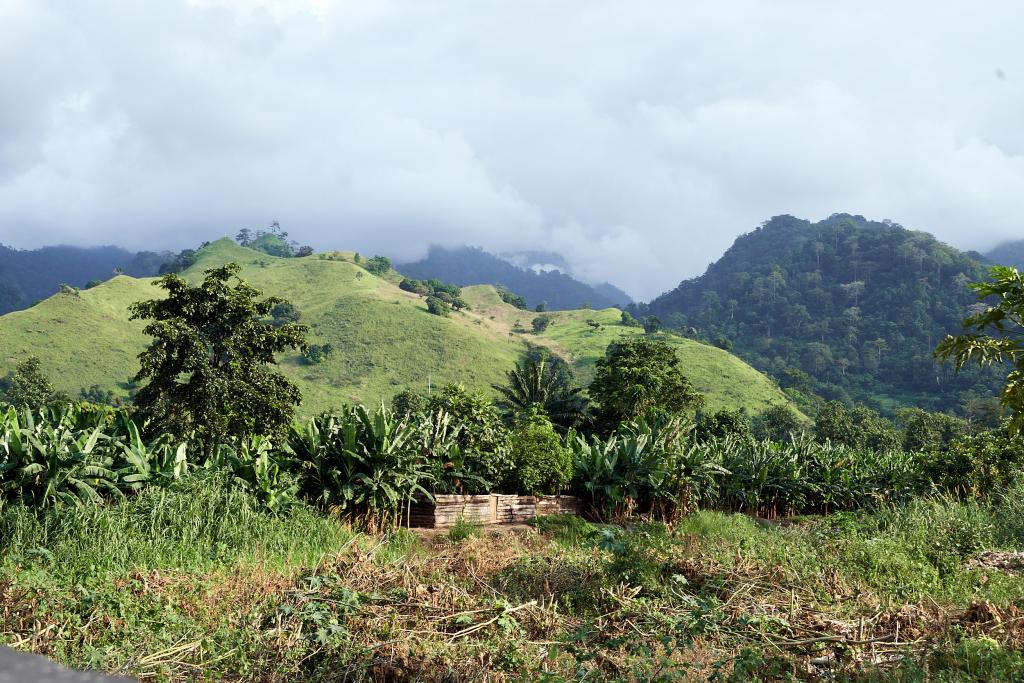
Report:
0,471,353,581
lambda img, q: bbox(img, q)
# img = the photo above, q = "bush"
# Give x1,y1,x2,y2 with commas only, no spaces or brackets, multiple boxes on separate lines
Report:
426,296,450,317
509,410,573,494
531,316,551,334
924,425,1024,497
497,287,528,310
364,255,391,275
302,343,333,365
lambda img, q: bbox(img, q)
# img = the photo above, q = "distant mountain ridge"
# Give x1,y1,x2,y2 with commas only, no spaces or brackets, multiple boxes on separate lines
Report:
986,239,1024,269
398,245,632,310
0,244,165,314
641,213,1003,414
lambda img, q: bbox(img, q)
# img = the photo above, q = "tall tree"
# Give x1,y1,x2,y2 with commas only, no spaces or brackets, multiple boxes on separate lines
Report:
589,338,704,430
2,357,56,408
129,263,307,453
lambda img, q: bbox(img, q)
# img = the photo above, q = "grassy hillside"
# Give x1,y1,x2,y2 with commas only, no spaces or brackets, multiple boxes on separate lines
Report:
0,239,795,417
463,288,797,416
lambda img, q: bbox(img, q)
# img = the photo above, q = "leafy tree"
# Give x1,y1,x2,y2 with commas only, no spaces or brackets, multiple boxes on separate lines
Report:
497,286,528,310
426,384,513,489
752,404,803,441
936,265,1024,433
813,401,858,445
399,278,431,296
531,316,551,334
492,353,587,430
235,228,253,246
295,245,314,257
270,302,301,327
696,408,751,441
391,389,426,417
159,248,198,274
302,343,333,365
426,296,450,317
364,255,391,275
642,316,662,334
589,338,705,429
620,310,638,327
535,302,547,312
128,263,307,454
896,407,966,452
2,357,57,408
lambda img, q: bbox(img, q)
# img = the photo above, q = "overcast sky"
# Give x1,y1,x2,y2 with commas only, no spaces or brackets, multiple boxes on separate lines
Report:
1,1,1023,299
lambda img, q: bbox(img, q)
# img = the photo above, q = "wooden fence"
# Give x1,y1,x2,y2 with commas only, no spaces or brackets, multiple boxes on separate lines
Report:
406,494,581,528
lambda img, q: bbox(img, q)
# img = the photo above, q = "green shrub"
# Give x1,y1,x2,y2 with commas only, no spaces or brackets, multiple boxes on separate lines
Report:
510,410,573,494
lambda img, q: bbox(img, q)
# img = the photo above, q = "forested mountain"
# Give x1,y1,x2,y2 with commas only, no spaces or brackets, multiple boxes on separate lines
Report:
0,244,164,314
398,246,632,310
642,214,1003,414
986,239,1024,269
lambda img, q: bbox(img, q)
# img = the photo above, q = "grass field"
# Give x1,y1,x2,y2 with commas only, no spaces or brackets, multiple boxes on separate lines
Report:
0,239,795,417
3,474,1024,681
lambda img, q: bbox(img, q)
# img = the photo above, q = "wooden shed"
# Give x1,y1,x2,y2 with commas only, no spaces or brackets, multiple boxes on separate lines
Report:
406,493,581,528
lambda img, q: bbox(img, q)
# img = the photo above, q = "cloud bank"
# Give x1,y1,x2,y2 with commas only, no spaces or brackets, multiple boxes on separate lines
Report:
1,0,1023,299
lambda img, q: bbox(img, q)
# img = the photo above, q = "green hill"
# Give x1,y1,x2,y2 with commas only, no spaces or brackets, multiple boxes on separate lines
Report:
643,214,1003,414
0,238,795,418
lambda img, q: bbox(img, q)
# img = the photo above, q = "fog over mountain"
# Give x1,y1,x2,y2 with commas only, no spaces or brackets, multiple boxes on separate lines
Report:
2,1,1023,298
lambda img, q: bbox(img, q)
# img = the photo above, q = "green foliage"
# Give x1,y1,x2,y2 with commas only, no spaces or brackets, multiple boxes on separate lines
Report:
509,408,573,494
0,404,187,508
641,315,661,334
129,263,307,453
426,384,512,491
270,301,301,326
696,408,751,441
399,277,466,310
287,405,435,530
896,406,966,451
158,248,198,274
425,295,450,317
302,343,334,365
364,255,391,276
570,415,708,520
648,214,1003,412
936,265,1024,433
391,389,426,417
496,286,528,310
751,403,803,441
446,516,483,542
531,315,551,333
492,353,587,430
923,424,1024,497
620,310,638,327
589,337,705,429
2,356,57,409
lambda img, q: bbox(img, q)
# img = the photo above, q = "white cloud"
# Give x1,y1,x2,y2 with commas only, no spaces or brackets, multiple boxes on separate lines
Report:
1,0,1023,299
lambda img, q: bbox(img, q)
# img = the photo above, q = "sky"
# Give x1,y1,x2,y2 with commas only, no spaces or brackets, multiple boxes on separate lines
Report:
1,1,1023,300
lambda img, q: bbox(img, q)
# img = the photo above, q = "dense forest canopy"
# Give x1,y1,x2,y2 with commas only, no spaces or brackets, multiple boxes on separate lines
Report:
642,214,1003,414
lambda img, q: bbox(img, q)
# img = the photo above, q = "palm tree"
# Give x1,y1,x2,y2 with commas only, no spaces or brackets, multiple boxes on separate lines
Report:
493,354,587,430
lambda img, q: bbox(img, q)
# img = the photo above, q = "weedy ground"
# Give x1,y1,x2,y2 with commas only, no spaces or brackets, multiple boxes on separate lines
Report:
3,475,1024,681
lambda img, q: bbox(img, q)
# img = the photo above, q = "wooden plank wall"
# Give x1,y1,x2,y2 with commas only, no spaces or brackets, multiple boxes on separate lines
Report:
407,494,582,528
